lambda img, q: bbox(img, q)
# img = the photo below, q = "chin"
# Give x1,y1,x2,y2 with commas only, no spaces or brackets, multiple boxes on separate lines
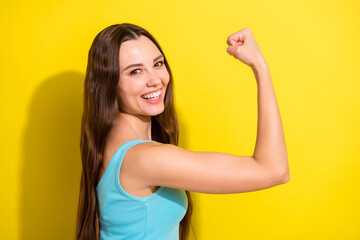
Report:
150,108,165,116
137,105,164,117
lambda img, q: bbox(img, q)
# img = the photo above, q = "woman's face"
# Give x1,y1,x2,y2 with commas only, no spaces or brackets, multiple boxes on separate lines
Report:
117,35,170,117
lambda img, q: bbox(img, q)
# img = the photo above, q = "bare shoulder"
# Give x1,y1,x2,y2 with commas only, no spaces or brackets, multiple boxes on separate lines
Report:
126,141,289,194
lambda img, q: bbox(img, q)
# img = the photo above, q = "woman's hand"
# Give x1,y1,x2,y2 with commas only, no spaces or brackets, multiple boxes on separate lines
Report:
226,27,266,69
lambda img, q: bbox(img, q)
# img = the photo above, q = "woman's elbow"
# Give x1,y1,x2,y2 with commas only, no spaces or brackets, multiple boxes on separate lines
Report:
277,167,290,184
268,164,290,185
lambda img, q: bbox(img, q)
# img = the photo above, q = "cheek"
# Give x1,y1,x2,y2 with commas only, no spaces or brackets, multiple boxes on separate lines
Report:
162,69,170,85
117,82,132,105
118,81,143,103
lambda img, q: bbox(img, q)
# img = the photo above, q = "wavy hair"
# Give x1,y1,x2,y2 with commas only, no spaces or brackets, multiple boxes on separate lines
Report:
76,23,194,240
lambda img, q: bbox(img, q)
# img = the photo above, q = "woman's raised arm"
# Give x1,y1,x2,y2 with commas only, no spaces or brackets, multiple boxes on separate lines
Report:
125,28,289,194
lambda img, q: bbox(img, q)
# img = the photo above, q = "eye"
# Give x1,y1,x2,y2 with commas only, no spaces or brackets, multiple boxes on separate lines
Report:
130,69,141,75
155,60,164,67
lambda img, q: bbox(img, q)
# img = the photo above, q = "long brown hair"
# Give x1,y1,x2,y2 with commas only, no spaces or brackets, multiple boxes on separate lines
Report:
76,23,194,240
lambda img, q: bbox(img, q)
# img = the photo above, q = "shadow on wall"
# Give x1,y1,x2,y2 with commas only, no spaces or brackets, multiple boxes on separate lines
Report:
20,71,84,240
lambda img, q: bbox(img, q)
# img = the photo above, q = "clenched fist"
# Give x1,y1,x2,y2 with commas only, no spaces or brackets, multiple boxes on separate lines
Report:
226,28,266,69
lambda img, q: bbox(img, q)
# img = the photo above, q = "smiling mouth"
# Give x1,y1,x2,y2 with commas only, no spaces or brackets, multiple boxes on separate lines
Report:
141,89,162,100
142,95,160,100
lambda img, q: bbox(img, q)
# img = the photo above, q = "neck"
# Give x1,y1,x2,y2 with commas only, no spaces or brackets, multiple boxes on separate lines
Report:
116,112,152,140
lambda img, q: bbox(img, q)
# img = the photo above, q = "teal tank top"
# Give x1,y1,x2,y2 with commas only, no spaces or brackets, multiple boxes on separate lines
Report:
96,139,188,240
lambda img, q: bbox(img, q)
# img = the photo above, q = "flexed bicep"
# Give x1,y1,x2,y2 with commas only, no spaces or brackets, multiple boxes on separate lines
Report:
131,142,288,194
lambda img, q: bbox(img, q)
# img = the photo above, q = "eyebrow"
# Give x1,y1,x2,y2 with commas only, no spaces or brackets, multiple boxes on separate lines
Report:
122,54,164,73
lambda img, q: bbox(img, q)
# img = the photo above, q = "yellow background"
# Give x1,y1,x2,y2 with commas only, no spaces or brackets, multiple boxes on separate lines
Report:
1,0,359,239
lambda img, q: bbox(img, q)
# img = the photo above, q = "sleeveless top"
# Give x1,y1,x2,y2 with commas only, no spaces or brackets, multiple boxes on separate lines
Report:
96,139,188,240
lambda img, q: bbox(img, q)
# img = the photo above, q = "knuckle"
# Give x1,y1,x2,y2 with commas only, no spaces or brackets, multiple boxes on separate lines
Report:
242,27,251,34
226,47,232,54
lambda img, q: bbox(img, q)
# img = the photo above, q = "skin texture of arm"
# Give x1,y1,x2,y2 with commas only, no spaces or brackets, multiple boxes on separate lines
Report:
251,61,289,180
125,141,288,194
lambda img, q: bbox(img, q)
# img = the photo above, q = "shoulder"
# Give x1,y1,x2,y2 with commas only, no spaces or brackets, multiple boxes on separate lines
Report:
120,141,185,189
124,141,192,179
127,141,188,163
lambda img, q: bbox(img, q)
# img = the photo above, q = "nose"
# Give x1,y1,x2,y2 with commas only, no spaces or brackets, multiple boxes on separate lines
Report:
146,69,162,87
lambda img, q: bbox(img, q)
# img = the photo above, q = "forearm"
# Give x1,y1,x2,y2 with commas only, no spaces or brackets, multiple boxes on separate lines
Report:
251,61,289,179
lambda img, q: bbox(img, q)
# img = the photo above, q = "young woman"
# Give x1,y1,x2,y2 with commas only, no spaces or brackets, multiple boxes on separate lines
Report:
76,23,290,240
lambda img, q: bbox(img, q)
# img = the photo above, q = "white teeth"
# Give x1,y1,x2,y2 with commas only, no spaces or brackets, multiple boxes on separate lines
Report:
149,95,159,100
142,90,161,99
